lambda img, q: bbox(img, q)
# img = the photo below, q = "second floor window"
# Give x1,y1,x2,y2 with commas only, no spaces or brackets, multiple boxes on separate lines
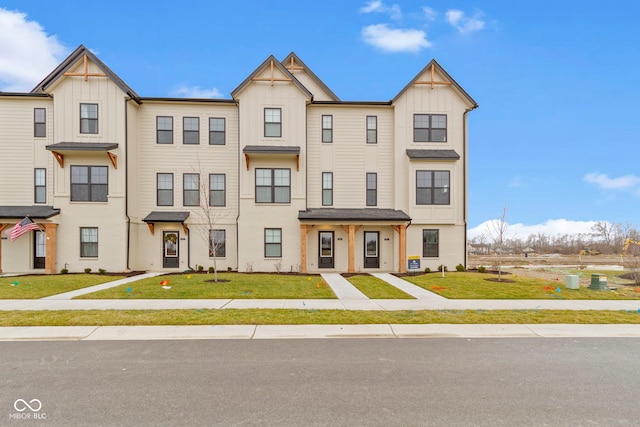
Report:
209,174,226,206
366,116,377,144
322,115,333,143
209,118,225,145
366,173,377,206
34,108,46,137
322,172,333,206
256,168,290,203
183,117,199,144
157,116,173,144
414,114,447,142
264,108,281,137
71,166,108,202
416,170,450,205
183,173,199,206
80,103,98,134
34,168,46,203
157,173,174,206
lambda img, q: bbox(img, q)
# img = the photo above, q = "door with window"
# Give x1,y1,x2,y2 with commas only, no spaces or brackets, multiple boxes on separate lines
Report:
33,230,45,269
364,231,380,268
318,231,334,269
163,231,179,268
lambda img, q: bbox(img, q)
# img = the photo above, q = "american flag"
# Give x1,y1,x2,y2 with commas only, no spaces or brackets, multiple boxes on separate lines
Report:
7,217,40,241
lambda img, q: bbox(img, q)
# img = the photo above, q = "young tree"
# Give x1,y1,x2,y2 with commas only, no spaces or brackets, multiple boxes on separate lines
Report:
485,208,511,281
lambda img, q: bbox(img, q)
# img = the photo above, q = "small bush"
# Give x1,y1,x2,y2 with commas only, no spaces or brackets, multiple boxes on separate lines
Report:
478,266,487,273
60,268,68,274
208,266,214,273
98,268,106,275
456,264,465,272
424,267,431,273
197,265,204,272
84,268,92,274
227,267,232,272
437,265,448,272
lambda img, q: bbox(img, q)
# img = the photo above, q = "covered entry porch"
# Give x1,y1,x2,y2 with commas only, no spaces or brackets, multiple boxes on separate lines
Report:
298,208,411,274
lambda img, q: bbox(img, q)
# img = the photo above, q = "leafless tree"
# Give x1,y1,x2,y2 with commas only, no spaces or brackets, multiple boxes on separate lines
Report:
485,207,511,281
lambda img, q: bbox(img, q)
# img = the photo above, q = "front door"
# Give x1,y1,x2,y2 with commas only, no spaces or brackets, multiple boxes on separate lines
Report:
318,231,334,268
163,231,179,268
364,231,379,268
33,230,45,269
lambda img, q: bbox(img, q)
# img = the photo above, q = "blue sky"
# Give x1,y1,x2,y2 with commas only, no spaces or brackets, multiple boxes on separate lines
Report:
1,0,638,238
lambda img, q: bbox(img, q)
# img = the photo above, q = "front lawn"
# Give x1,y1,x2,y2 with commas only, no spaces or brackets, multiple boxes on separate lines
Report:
0,274,125,299
346,274,414,299
76,273,336,299
401,272,640,300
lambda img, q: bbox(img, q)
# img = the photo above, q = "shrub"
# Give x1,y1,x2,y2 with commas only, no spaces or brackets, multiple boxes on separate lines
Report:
437,265,448,272
424,267,431,273
98,268,106,275
60,268,68,274
197,265,204,272
208,266,214,273
456,264,465,272
84,268,92,274
478,266,487,273
227,267,232,272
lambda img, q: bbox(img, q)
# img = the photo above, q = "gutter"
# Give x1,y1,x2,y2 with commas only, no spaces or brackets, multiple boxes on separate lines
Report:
462,103,478,268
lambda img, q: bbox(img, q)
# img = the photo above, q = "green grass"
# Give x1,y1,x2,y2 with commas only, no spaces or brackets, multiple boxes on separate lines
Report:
346,274,414,299
0,274,125,299
1,309,639,326
402,272,640,300
76,273,336,299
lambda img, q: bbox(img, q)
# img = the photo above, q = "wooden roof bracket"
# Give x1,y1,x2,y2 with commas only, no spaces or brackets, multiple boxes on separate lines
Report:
147,222,155,235
414,63,453,89
107,152,118,169
251,59,292,86
63,55,107,81
52,151,64,168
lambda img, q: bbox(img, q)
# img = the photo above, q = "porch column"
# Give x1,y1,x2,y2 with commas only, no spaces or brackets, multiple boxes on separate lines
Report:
44,223,58,274
300,224,307,274
348,224,355,273
0,224,8,273
398,224,407,273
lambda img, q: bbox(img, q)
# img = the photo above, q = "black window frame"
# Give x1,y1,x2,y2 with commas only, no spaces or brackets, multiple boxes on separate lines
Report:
413,114,447,142
80,103,98,134
80,227,99,258
366,172,377,206
264,108,282,137
422,229,439,258
183,117,200,144
209,229,226,258
322,115,333,143
34,168,46,204
209,173,226,207
156,173,174,206
209,117,225,145
322,172,333,206
366,115,377,144
70,165,108,202
264,228,282,258
255,168,291,203
34,108,46,137
183,173,200,207
156,116,173,144
416,170,450,205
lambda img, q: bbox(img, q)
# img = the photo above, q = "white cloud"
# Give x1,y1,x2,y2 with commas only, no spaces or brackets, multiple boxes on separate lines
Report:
469,219,599,240
445,9,485,33
584,172,640,192
0,8,68,92
422,6,437,21
362,24,430,53
360,1,402,19
170,85,224,98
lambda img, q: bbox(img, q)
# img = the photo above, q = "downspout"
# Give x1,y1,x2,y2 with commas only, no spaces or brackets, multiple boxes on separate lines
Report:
462,105,477,268
124,98,131,271
235,100,241,271
186,224,192,271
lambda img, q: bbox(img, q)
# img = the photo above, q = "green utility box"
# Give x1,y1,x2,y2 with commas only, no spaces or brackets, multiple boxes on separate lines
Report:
589,274,609,291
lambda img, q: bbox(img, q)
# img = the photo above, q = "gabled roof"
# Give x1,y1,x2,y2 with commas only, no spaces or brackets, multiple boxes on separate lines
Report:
231,55,312,99
31,45,140,102
392,59,477,107
281,52,340,101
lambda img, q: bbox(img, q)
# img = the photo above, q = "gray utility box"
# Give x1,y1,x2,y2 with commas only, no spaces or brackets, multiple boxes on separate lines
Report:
566,275,580,290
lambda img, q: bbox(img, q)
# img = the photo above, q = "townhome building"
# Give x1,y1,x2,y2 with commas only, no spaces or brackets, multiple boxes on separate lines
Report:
0,45,477,275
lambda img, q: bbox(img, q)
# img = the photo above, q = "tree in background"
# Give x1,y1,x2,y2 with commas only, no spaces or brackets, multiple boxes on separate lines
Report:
485,208,511,281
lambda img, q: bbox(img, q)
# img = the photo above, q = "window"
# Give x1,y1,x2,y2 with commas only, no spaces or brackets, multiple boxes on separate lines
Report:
34,108,46,137
71,166,108,202
322,115,333,143
209,118,225,145
264,108,281,137
366,173,377,206
157,173,174,206
322,172,333,206
157,116,173,144
416,171,450,205
183,117,199,144
34,168,46,204
80,227,98,258
183,174,199,206
414,114,447,142
366,116,377,144
80,103,98,134
423,229,439,257
209,229,226,257
264,228,282,257
209,174,226,206
256,168,290,203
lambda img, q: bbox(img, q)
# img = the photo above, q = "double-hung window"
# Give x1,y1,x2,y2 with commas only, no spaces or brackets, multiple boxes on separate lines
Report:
209,174,226,206
322,115,333,143
80,103,98,134
264,108,281,137
80,227,98,258
322,172,333,206
34,108,46,137
183,173,199,206
256,168,290,203
416,171,450,205
183,117,199,144
414,114,447,142
423,229,439,257
264,228,282,257
366,116,377,144
366,173,377,206
209,118,225,145
157,116,173,144
71,166,108,202
157,173,174,206
209,229,226,257
34,168,46,204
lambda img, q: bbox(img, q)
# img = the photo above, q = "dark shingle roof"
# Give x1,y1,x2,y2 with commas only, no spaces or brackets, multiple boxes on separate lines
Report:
0,206,60,219
406,149,460,160
46,142,119,151
298,208,410,221
142,211,190,223
243,145,300,154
